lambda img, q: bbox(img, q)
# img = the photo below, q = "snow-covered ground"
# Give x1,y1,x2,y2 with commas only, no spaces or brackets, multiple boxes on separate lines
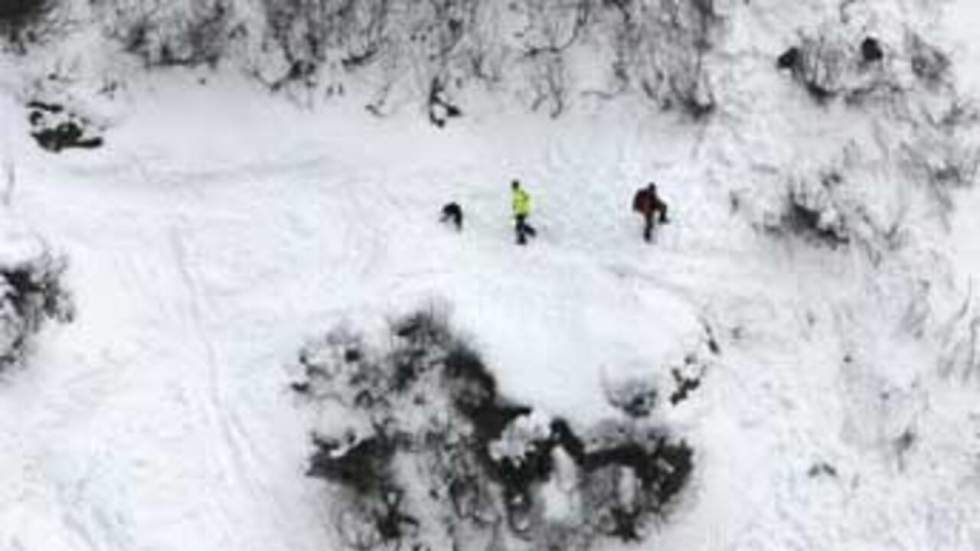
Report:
2,1,980,550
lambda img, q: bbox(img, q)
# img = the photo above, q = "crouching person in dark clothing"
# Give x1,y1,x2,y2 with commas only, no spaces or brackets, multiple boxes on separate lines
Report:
632,182,669,243
440,202,463,231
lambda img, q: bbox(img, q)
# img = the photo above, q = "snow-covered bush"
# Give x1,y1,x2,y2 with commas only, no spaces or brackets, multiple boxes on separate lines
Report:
773,18,954,108
294,309,694,550
255,0,486,112
0,0,61,53
0,2,709,131
770,18,979,232
782,172,851,246
2,0,724,121
746,166,909,264
0,241,73,370
607,0,719,117
257,0,385,91
777,32,851,103
775,20,909,107
98,0,241,67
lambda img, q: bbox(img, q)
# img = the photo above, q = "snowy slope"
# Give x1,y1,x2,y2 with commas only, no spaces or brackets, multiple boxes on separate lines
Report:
2,1,980,550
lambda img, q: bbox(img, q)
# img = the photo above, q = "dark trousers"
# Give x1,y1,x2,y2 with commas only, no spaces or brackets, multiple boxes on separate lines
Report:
642,205,667,242
515,214,536,244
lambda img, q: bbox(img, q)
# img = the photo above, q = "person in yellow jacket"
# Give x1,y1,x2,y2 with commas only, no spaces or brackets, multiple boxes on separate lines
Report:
511,180,537,245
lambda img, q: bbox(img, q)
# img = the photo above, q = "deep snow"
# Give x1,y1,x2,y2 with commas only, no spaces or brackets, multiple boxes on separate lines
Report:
2,0,980,550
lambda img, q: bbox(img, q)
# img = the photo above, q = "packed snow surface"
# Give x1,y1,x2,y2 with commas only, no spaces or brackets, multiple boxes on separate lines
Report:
2,0,980,550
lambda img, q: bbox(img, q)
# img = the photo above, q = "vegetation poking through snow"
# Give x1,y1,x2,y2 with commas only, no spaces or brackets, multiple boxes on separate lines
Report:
670,365,703,406
604,377,658,418
743,165,908,263
100,0,239,68
19,0,722,122
0,247,73,370
782,172,851,246
807,462,838,478
602,323,717,415
294,310,694,550
27,100,105,152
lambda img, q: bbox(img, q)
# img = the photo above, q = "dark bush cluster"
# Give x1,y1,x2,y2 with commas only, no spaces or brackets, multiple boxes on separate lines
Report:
776,28,952,105
27,101,104,153
295,310,695,550
0,0,55,52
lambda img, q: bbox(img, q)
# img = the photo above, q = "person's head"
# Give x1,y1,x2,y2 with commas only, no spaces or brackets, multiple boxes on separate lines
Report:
647,182,657,193
511,179,520,190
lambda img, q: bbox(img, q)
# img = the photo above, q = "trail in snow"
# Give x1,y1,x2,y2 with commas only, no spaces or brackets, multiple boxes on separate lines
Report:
0,88,741,549
0,93,963,550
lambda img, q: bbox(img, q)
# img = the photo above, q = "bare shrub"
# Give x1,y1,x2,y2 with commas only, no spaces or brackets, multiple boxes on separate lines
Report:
528,50,568,118
260,0,392,92
250,0,720,120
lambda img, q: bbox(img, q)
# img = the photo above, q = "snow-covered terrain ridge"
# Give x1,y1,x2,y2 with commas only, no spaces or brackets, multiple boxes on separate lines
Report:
2,0,980,549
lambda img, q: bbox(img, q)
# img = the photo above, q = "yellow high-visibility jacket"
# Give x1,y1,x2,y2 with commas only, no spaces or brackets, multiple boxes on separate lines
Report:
512,188,531,216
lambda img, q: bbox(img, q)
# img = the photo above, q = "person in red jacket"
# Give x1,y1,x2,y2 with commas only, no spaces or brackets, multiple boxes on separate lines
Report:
632,182,669,243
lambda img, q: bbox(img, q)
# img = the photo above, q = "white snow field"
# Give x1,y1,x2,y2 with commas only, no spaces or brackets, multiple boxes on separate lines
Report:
2,0,980,549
